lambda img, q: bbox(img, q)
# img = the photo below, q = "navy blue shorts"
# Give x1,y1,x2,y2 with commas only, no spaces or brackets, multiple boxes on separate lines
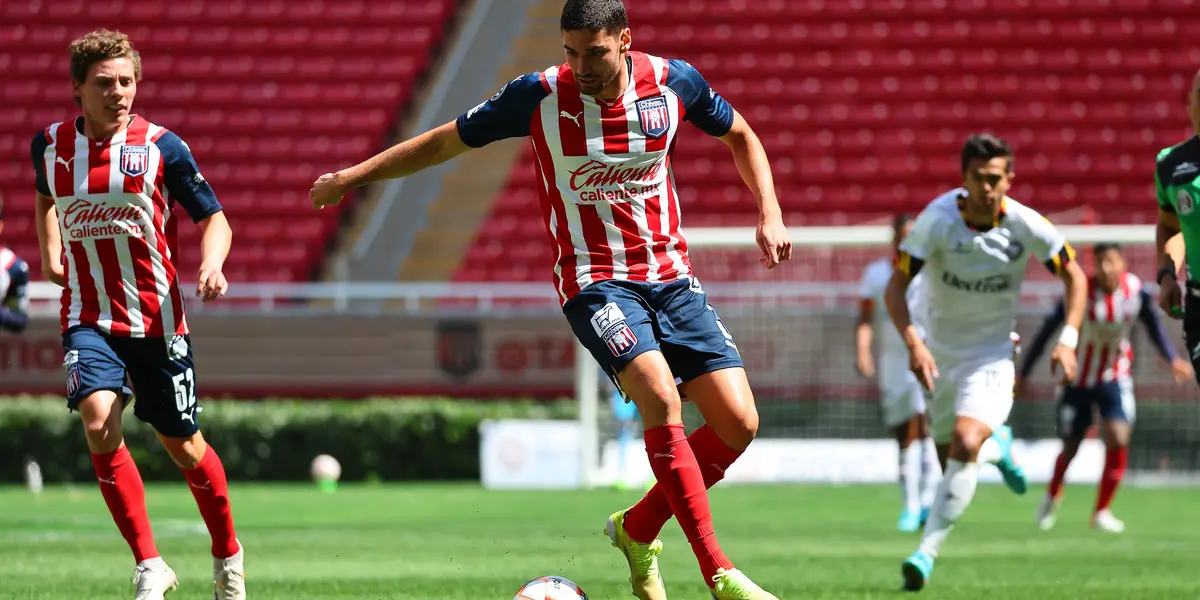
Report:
1057,379,1135,439
563,277,744,394
62,326,200,438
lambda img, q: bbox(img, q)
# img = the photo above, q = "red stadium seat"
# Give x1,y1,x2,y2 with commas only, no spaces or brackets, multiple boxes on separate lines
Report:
453,1,1193,284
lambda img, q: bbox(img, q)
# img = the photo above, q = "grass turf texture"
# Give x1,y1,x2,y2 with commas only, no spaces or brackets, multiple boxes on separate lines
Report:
0,483,1196,599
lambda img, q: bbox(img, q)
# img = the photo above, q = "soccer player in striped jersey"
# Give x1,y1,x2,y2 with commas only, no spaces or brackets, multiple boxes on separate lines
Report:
310,2,788,598
30,30,244,600
886,135,1088,591
0,196,31,334
1018,243,1192,533
855,213,939,532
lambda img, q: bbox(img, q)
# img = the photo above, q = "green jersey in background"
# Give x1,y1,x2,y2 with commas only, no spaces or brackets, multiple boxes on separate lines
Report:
1156,136,1200,279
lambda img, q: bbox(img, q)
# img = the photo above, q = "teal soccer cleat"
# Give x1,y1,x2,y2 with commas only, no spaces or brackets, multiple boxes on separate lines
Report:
990,425,1028,495
897,508,922,532
901,551,934,591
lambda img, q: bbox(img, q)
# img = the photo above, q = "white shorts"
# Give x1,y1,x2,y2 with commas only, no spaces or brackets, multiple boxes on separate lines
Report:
928,353,1015,444
878,356,927,428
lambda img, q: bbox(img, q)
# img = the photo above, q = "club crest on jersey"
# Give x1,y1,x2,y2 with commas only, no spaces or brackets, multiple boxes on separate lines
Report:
636,95,670,139
119,145,149,177
1178,189,1195,215
591,302,638,357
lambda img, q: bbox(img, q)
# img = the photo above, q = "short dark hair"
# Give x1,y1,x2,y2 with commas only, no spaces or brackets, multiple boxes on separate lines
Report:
892,212,913,231
1094,242,1122,256
561,0,627,33
961,133,1014,174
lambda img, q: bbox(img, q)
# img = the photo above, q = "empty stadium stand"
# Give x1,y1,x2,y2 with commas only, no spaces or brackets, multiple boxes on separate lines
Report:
454,0,1200,284
0,0,461,283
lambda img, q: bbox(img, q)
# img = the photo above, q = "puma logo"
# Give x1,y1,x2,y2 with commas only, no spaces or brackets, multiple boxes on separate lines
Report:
559,110,582,127
97,476,116,485
710,463,726,474
56,157,72,171
652,452,675,460
189,481,211,491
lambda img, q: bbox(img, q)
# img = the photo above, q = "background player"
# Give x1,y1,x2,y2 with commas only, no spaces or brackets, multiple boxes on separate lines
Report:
0,195,31,335
310,2,788,598
31,30,244,600
1155,67,1200,385
1018,243,1192,533
855,213,939,532
886,134,1088,591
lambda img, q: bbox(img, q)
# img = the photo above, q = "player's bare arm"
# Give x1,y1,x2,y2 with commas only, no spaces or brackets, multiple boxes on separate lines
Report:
1155,207,1184,318
885,268,937,390
310,121,471,209
196,211,231,302
718,111,791,269
33,192,65,287
1051,259,1087,382
855,298,876,378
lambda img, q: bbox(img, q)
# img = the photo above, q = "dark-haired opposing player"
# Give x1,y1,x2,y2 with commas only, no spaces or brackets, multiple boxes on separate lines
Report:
1018,243,1192,533
32,29,243,600
310,2,787,598
886,134,1088,591
0,196,31,335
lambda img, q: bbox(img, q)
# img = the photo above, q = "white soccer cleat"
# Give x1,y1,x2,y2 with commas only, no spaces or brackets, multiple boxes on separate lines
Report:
1036,492,1061,531
1091,509,1126,533
213,540,247,600
132,558,178,600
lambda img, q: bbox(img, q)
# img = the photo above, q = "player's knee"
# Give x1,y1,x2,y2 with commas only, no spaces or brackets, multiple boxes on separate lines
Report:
158,431,207,469
950,426,988,456
77,392,123,454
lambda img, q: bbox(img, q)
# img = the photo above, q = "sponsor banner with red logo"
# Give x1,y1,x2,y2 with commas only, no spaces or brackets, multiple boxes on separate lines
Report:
0,311,1184,399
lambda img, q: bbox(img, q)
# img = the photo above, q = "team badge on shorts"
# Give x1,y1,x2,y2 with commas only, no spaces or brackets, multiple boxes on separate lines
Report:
167,335,189,361
63,350,81,398
635,95,670,139
119,145,149,177
591,302,638,357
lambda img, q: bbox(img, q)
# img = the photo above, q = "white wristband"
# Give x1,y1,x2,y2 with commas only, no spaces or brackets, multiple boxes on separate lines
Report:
1057,325,1079,350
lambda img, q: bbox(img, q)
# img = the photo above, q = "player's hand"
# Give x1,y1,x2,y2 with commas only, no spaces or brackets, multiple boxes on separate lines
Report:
855,351,875,378
310,172,348,210
1013,376,1030,401
908,342,938,391
1159,276,1184,320
1170,357,1195,385
756,214,791,269
196,264,228,303
1050,344,1077,383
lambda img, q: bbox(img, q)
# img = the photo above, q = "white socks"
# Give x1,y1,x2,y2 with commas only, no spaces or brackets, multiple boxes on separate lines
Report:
918,459,979,558
899,444,923,513
919,436,941,509
977,436,1002,464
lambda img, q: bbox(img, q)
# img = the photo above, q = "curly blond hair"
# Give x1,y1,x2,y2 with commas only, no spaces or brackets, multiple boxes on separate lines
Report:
68,29,142,85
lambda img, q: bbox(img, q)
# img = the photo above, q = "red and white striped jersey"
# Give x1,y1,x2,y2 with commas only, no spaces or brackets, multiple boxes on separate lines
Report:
31,116,222,338
455,52,736,304
1020,272,1177,388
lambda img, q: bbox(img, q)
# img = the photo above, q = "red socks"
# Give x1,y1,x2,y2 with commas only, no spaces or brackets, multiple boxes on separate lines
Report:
1095,446,1127,513
636,424,733,582
92,446,159,564
181,446,240,558
1047,452,1070,499
625,424,743,542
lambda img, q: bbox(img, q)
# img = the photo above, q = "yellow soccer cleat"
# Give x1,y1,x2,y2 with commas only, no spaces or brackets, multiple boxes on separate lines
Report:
709,568,779,600
605,509,667,600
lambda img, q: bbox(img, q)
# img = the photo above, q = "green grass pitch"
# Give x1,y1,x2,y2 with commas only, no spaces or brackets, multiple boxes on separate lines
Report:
1,482,1197,599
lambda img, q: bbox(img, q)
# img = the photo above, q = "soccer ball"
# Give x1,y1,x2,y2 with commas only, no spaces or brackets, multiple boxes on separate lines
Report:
310,454,341,482
512,576,588,600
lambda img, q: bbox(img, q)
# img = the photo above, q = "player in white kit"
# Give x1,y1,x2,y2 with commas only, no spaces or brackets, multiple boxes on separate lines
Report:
885,135,1088,591
855,213,939,532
